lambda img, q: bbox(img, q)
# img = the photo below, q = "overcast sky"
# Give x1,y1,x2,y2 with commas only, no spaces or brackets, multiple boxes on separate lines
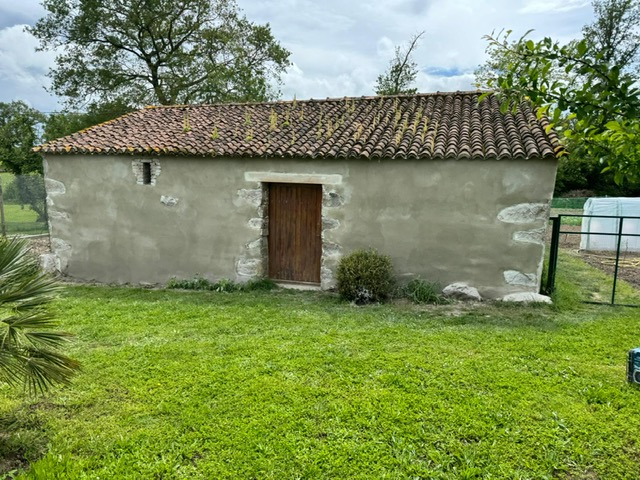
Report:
0,0,594,112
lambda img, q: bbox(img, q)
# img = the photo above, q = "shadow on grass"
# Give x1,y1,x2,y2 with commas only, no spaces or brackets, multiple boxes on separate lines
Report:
0,406,48,478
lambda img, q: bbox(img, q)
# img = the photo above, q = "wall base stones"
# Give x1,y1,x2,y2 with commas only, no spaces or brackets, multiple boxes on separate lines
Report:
500,292,552,304
442,283,482,301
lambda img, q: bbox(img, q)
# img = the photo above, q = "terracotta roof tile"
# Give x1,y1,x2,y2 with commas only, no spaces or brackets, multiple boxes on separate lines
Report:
35,91,561,160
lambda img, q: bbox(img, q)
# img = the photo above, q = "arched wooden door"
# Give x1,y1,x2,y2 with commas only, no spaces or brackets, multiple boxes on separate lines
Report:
268,183,322,283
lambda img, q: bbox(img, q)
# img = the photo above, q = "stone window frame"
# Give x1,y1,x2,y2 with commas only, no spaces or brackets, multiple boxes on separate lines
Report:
132,159,161,186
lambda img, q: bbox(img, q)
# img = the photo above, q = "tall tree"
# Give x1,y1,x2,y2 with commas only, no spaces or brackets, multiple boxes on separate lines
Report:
29,0,291,108
375,32,424,96
44,100,135,141
480,32,640,184
583,0,640,73
476,0,640,188
0,101,45,175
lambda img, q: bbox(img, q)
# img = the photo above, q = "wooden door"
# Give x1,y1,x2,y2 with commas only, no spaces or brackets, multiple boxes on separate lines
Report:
268,183,322,283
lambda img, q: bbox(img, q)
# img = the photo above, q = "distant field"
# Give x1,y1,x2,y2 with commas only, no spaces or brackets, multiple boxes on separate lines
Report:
0,173,48,234
0,172,15,188
2,204,39,223
552,197,588,209
550,208,583,226
0,205,47,235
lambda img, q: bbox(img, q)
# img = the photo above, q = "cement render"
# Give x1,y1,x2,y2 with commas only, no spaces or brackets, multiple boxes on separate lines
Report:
43,155,557,298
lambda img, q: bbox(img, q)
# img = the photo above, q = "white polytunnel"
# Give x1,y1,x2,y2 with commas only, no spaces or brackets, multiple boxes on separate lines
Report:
580,197,640,252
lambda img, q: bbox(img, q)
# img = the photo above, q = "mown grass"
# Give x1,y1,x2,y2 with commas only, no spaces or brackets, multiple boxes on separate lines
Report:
1,205,39,224
0,173,48,235
1,253,639,479
550,208,584,226
0,205,47,235
552,198,588,210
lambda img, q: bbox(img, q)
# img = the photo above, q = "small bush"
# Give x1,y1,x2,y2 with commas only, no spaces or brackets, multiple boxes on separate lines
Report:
242,278,279,291
166,275,214,290
166,276,279,293
336,248,394,304
213,278,238,293
402,278,448,305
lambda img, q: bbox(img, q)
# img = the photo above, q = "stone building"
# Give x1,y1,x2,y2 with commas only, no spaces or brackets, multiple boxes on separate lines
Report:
36,91,560,298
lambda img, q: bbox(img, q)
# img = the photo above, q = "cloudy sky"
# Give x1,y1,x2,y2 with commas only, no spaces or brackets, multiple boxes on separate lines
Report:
0,0,594,112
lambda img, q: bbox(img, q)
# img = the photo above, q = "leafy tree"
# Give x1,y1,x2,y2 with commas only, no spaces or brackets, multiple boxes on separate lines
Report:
375,32,424,96
476,0,640,190
583,0,640,73
14,175,47,222
481,31,640,184
0,102,48,222
29,0,291,108
0,101,45,175
44,100,135,141
0,237,79,394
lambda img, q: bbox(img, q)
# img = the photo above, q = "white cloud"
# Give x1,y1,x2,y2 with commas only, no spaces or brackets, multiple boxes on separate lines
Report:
519,0,591,14
0,0,595,110
0,24,58,110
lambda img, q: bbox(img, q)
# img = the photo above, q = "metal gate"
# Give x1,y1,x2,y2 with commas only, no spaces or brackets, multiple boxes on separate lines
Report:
544,214,640,307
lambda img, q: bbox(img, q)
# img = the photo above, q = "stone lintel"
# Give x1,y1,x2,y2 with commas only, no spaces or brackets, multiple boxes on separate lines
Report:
244,172,342,185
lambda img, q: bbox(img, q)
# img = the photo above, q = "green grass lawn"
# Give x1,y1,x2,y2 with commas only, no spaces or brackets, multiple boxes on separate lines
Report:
550,208,584,226
1,204,39,224
0,205,47,235
1,254,640,479
0,172,48,235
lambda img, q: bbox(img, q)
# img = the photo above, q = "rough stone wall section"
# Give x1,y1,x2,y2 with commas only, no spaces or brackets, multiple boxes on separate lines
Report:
321,186,344,289
236,186,267,280
42,159,70,274
132,159,161,185
498,202,550,292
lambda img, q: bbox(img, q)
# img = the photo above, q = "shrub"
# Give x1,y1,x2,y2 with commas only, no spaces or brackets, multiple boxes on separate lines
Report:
242,278,279,291
336,248,394,304
213,278,238,293
0,236,79,393
166,275,215,290
166,276,279,293
402,278,448,305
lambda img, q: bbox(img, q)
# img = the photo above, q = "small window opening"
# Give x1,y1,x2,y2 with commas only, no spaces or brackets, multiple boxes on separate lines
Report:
142,162,152,185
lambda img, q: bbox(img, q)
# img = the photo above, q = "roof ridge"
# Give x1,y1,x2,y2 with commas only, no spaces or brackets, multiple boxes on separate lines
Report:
141,90,494,110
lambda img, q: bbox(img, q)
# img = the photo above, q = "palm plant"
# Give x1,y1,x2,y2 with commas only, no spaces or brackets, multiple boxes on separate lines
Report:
0,236,79,393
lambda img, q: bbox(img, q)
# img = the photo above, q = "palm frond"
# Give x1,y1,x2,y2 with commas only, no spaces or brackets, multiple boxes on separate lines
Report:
0,236,80,394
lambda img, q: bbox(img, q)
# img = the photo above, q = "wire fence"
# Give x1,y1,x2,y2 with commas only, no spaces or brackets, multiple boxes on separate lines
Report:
545,214,640,307
0,173,48,236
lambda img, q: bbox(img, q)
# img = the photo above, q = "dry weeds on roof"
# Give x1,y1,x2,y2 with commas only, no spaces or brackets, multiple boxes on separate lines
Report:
36,91,560,160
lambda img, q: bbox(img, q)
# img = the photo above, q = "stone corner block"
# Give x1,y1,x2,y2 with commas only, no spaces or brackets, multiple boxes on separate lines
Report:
40,253,60,274
499,292,553,304
442,282,482,302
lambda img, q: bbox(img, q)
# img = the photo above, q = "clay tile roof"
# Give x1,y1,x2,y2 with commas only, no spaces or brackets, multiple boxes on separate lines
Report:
35,91,561,160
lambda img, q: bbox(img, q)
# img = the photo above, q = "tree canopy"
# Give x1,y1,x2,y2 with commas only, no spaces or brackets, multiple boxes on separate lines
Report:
0,101,45,175
476,0,640,186
375,32,424,96
29,0,291,108
44,100,135,141
583,0,640,73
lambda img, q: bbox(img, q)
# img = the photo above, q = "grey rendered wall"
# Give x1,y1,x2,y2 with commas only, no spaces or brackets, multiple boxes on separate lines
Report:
43,154,556,298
